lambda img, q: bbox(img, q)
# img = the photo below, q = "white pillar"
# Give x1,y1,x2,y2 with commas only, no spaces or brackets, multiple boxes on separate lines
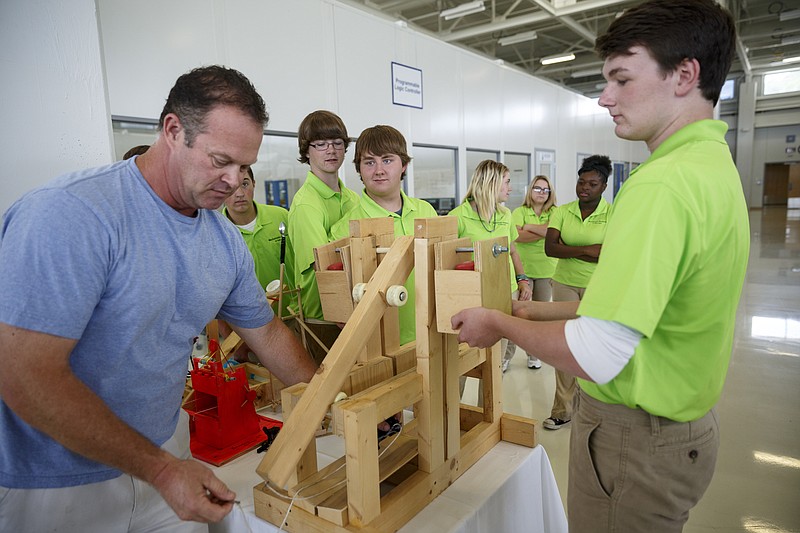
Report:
735,76,758,209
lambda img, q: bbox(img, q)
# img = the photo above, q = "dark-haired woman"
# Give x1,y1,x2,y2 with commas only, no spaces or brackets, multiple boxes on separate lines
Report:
542,155,611,430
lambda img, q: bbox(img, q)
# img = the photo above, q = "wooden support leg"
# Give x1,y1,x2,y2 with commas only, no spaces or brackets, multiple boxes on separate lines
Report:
444,334,461,460
413,238,445,473
344,400,380,527
280,383,318,487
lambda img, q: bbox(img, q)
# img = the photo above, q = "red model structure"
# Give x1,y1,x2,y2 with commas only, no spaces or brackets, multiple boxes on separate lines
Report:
183,339,280,466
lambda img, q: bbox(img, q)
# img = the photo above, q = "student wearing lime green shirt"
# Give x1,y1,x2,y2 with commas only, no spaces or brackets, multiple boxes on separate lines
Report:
452,2,749,530
288,110,359,364
541,154,611,430
449,160,532,377
330,125,437,346
222,168,293,361
222,168,292,299
512,175,558,371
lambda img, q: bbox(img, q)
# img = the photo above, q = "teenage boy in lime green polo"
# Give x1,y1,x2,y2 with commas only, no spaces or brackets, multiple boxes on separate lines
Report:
288,110,359,364
330,125,437,345
223,168,293,300
451,1,749,530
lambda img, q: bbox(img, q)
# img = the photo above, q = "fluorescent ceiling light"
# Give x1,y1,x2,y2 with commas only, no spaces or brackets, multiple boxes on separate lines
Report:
783,56,800,64
441,1,485,20
571,68,602,78
541,53,576,65
498,30,538,46
779,9,800,21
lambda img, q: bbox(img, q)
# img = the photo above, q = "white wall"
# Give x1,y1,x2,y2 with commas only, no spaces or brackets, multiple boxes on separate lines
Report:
0,0,113,215
0,0,649,216
96,0,648,206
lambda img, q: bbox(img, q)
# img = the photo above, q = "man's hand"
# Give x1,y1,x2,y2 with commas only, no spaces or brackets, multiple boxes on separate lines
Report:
451,307,503,348
150,458,236,523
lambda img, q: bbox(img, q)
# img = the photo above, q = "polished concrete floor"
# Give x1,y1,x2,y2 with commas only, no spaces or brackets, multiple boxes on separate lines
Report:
464,206,800,532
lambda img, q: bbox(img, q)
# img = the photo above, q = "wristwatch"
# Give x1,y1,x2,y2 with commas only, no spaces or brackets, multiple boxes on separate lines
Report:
515,274,530,284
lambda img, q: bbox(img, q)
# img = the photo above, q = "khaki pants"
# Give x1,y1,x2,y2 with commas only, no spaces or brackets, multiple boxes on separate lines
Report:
550,280,586,420
568,389,719,532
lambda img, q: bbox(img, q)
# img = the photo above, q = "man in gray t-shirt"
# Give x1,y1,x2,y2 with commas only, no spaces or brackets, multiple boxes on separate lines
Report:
0,66,317,530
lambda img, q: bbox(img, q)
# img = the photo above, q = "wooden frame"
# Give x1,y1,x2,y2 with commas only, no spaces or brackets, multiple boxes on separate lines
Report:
253,217,537,531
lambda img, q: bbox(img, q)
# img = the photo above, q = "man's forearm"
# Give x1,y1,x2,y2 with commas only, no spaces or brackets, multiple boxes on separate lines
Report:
0,325,174,484
512,300,579,321
490,313,590,379
238,318,317,386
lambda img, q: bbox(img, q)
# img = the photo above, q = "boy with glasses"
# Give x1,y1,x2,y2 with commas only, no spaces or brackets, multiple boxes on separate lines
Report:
288,110,359,364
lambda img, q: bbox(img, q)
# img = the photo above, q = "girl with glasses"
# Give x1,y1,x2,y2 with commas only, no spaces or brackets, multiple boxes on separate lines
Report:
511,175,558,370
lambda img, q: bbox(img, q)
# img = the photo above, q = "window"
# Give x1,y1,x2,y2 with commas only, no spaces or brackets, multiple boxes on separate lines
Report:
411,144,458,215
719,79,735,101
763,69,800,96
256,133,307,206
504,152,531,210
466,149,500,185
112,118,158,160
535,149,556,181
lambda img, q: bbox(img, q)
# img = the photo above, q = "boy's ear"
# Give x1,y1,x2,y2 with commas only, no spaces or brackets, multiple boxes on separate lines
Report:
675,57,701,98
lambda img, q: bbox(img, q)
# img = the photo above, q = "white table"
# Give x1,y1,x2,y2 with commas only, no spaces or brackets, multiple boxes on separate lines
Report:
209,438,567,533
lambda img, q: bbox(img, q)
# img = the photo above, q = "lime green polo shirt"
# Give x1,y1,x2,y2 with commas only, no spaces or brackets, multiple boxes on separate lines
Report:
331,190,437,345
511,205,557,279
448,201,518,293
223,202,292,315
222,202,291,291
578,120,750,422
288,171,359,320
547,198,609,288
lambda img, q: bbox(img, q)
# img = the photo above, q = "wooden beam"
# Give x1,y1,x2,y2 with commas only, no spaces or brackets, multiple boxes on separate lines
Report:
501,413,538,448
344,399,380,527
280,384,318,488
444,333,461,459
331,370,423,435
413,238,445,473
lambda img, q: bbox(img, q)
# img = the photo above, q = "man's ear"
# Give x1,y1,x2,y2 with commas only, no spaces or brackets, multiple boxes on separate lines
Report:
675,57,701,97
161,113,184,147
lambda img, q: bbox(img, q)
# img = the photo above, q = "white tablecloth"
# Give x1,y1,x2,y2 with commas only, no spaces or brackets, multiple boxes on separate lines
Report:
209,438,567,533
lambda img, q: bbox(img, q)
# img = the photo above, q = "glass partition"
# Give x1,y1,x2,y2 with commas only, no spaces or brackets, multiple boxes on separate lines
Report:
504,152,530,210
466,149,500,186
412,144,458,215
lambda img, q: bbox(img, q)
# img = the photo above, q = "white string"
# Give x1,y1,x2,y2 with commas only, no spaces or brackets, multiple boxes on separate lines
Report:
233,501,255,533
264,423,405,529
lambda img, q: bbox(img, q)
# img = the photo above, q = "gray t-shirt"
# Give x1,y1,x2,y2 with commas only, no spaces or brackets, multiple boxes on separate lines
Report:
0,158,271,488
